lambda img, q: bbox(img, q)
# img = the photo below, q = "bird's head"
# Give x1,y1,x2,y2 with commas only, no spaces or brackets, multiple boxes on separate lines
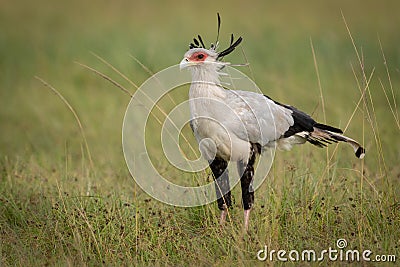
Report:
180,13,243,73
180,48,219,70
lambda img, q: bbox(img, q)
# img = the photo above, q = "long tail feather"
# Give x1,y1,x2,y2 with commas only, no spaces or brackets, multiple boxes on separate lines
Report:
309,128,365,159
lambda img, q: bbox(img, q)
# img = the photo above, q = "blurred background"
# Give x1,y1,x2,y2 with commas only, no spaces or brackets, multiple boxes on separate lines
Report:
0,0,399,264
1,0,399,165
1,0,399,157
1,0,400,214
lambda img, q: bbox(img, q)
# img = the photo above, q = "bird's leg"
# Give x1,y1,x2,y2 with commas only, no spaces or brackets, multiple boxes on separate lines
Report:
238,144,258,231
243,209,251,231
220,209,228,225
209,157,231,226
239,161,254,231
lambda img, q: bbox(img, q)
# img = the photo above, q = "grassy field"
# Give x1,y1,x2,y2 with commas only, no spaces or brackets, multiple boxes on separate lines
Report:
1,0,399,265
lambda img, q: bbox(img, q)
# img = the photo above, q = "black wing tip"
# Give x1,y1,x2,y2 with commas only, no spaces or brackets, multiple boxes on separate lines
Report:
355,147,366,159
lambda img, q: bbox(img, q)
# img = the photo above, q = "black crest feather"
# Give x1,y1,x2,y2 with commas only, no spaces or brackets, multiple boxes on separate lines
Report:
197,35,206,48
189,35,206,49
217,35,243,59
188,13,243,59
216,13,221,45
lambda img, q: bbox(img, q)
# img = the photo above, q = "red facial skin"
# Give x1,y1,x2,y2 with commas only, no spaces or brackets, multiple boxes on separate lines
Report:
188,52,208,62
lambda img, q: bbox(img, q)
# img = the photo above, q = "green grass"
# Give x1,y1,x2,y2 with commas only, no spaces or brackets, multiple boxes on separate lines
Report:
1,0,399,266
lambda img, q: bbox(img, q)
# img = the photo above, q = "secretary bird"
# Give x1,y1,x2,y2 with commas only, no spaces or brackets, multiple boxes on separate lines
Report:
179,14,365,230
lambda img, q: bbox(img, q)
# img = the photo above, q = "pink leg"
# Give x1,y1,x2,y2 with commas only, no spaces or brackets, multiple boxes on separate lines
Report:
244,209,251,231
220,209,228,225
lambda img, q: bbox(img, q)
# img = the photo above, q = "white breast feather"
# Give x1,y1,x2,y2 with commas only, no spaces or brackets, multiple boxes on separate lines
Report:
189,83,295,160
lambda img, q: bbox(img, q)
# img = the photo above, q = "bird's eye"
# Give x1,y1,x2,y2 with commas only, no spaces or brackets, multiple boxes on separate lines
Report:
197,54,204,59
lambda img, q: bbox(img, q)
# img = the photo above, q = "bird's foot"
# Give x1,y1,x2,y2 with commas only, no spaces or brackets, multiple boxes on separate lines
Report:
244,209,251,231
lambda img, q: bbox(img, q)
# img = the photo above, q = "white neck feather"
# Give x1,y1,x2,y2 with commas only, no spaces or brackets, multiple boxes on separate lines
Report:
188,63,226,100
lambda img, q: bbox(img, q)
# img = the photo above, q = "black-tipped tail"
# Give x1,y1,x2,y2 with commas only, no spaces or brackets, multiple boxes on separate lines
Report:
309,127,365,159
355,146,366,159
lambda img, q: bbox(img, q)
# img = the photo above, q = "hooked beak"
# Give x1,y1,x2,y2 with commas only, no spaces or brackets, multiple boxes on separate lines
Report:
179,58,190,70
180,57,201,70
